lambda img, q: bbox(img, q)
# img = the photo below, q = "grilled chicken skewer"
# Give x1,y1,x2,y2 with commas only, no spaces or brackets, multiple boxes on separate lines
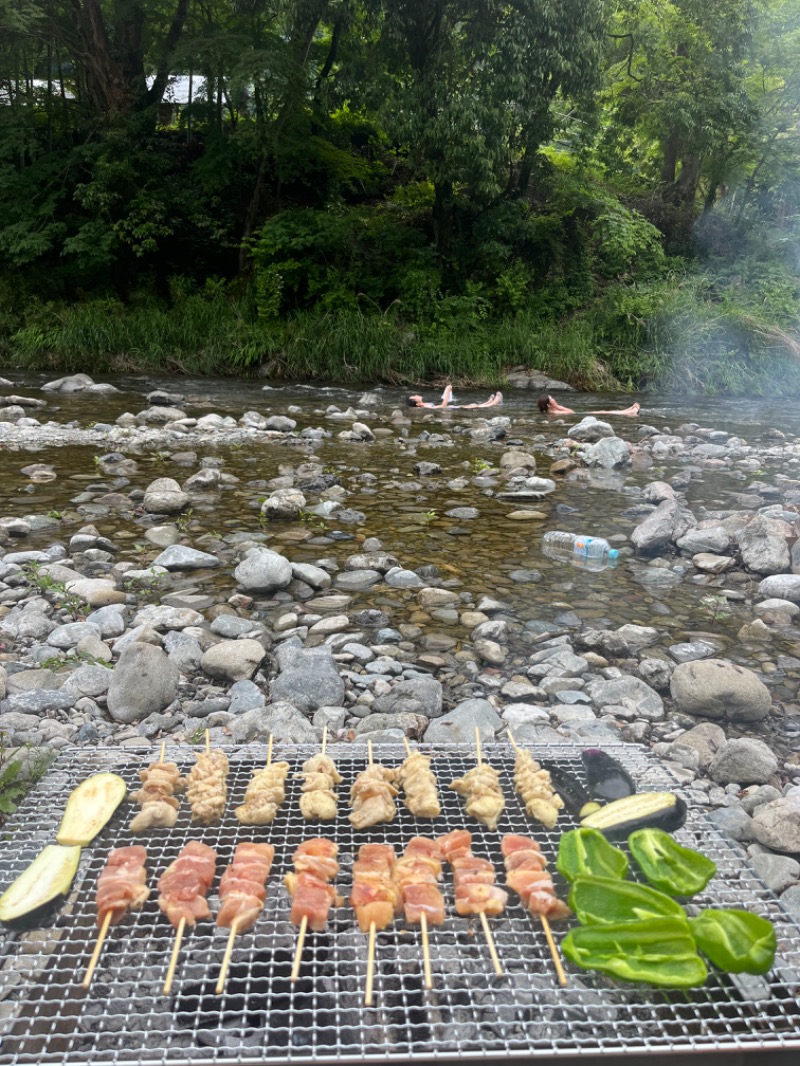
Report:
285,838,342,982
297,729,342,823
186,742,229,825
438,830,507,975
449,730,505,830
349,843,400,1006
236,759,290,824
349,740,398,829
82,845,150,988
215,842,275,994
158,841,217,994
501,833,569,986
394,740,441,819
393,837,446,990
510,735,564,830
129,752,184,833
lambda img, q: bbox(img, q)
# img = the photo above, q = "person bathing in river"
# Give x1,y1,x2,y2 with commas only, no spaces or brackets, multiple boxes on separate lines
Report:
536,394,640,417
407,385,503,409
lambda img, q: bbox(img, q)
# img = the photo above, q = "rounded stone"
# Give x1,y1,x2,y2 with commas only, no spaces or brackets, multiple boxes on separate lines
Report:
669,658,772,722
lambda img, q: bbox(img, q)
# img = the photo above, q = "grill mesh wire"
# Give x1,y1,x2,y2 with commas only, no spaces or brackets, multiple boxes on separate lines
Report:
0,742,799,1065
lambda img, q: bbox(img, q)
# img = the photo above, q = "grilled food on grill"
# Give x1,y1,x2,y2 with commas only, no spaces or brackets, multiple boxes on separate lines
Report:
501,834,570,921
349,764,399,829
57,772,127,846
393,836,446,927
285,838,342,931
394,750,441,819
235,761,290,825
513,749,564,830
0,844,81,928
438,830,508,918
96,845,150,926
296,753,342,821
449,763,505,830
217,842,275,932
157,841,217,928
350,843,399,933
186,749,229,825
129,761,184,833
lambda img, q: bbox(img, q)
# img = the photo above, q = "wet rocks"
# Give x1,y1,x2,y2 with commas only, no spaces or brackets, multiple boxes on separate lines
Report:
670,659,772,722
233,547,293,593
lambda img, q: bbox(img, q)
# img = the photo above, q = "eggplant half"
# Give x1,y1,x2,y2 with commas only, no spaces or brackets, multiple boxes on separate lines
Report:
56,772,127,846
0,844,81,927
581,749,636,804
580,792,688,840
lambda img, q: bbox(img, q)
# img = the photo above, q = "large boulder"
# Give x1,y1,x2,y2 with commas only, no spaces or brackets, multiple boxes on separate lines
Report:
750,797,800,854
269,646,344,713
372,677,444,719
234,547,293,593
738,515,790,575
106,643,179,724
670,659,772,722
708,738,779,785
201,639,267,683
631,499,695,555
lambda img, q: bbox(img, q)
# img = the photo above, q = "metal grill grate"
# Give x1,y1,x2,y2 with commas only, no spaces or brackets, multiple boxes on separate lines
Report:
1,743,799,1064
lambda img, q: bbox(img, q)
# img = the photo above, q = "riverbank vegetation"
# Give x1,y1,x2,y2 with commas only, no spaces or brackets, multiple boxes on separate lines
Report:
2,0,800,394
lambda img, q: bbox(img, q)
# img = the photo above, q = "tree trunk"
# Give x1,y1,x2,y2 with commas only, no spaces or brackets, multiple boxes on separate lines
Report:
660,129,679,186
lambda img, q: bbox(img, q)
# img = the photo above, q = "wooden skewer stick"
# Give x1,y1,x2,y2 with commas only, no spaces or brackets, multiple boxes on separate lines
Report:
367,738,374,766
291,914,308,983
507,729,520,755
420,911,433,990
266,733,273,767
159,740,166,763
81,910,113,989
205,729,211,756
402,736,412,758
215,918,240,995
540,913,568,987
321,724,327,756
479,911,503,977
163,916,187,995
365,920,377,1007
474,725,483,767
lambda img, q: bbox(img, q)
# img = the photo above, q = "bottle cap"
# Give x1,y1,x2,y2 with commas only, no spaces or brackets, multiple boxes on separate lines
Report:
608,548,620,559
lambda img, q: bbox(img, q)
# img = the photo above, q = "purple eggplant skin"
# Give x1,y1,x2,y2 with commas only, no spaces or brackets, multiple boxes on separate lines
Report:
541,763,593,818
581,749,637,803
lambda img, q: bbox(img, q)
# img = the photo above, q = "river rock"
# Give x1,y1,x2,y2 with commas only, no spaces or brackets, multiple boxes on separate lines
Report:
133,605,205,630
143,478,190,514
584,676,664,719
61,664,113,699
581,437,631,468
64,578,126,607
568,417,614,442
672,721,726,768
227,679,266,714
747,846,800,893
675,525,730,554
758,574,800,603
234,547,293,593
750,797,800,853
423,698,503,744
261,489,306,520
228,700,317,744
152,545,221,570
708,738,779,785
106,643,180,724
269,646,344,712
738,515,790,574
631,499,696,555
47,621,102,649
670,659,772,722
372,677,443,718
163,630,204,672
201,638,266,682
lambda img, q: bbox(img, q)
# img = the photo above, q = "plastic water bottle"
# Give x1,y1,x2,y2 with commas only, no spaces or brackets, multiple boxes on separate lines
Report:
543,531,620,563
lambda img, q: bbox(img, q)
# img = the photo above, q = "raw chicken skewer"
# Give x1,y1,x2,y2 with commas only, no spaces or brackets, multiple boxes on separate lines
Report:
448,729,505,830
501,833,569,987
509,732,564,829
285,838,341,982
186,732,229,825
395,738,441,818
393,836,445,991
215,842,275,994
349,739,398,829
82,845,150,988
129,741,185,832
438,830,506,976
235,735,290,825
349,843,399,1006
297,726,342,821
158,841,217,994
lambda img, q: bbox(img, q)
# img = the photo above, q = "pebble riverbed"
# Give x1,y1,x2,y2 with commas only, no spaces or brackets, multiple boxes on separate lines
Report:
0,369,798,921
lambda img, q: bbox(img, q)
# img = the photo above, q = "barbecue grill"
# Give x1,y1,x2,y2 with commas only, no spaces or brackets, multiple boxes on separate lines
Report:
1,742,799,1065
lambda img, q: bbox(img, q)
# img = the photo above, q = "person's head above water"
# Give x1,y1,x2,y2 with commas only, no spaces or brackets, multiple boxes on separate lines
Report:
536,394,553,413
407,395,424,407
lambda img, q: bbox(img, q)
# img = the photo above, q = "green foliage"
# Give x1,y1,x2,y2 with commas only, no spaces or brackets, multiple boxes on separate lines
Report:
0,733,51,821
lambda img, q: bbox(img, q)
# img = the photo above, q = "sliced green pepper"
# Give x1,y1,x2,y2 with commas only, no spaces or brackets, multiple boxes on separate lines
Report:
562,917,708,988
628,828,716,898
569,875,686,925
557,828,629,883
689,908,777,975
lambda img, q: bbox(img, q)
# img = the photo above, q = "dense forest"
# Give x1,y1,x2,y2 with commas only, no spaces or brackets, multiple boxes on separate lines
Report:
2,0,800,393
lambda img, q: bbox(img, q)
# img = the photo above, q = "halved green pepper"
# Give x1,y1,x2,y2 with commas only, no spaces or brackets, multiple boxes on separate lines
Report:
628,828,716,898
562,917,708,988
569,875,685,925
557,828,629,883
689,909,777,975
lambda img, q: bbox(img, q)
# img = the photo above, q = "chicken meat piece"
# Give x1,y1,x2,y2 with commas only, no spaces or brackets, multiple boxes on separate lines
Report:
513,750,564,829
235,762,290,825
301,754,343,784
349,764,398,829
129,800,179,833
186,749,229,824
396,751,441,819
300,789,338,820
449,764,505,830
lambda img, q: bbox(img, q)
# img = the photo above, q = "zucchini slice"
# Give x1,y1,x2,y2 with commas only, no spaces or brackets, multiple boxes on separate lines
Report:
0,844,81,927
56,772,127,846
580,791,687,839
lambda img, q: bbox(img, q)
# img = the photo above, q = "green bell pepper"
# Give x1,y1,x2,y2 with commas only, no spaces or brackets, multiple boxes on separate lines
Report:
569,875,686,925
689,908,777,975
557,828,629,883
628,828,716,898
562,917,708,988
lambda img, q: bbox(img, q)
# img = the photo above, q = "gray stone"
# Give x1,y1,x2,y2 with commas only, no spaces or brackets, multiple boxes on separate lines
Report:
670,659,772,722
631,498,696,555
143,477,190,514
106,643,180,724
584,676,664,720
269,646,345,713
669,640,720,664
740,785,782,814
228,680,266,714
673,722,726,768
747,846,800,892
47,621,101,649
0,689,75,716
201,638,266,682
780,885,800,919
210,615,260,639
372,677,443,718
675,525,731,555
133,604,205,631
708,738,779,785
581,437,631,469
567,417,615,442
261,488,306,520
84,605,127,639
757,574,800,603
291,563,332,590
163,631,203,673
228,700,317,745
750,797,800,853
708,805,754,842
738,515,790,575
152,545,221,570
423,698,503,744
61,665,112,699
234,547,293,593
